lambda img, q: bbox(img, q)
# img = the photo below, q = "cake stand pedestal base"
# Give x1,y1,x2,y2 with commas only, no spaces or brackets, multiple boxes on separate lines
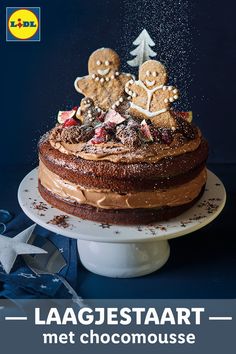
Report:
78,239,170,278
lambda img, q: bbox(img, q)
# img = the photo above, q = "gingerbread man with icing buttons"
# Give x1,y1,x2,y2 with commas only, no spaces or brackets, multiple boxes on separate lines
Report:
74,48,133,111
125,60,179,128
75,97,102,123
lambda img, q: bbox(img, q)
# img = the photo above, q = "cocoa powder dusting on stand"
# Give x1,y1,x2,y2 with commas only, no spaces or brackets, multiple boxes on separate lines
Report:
47,215,70,228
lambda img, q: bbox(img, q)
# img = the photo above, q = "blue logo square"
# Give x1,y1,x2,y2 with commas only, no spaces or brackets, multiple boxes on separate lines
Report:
6,7,41,42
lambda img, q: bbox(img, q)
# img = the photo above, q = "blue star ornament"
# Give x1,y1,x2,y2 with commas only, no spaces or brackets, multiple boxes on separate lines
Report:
0,224,47,274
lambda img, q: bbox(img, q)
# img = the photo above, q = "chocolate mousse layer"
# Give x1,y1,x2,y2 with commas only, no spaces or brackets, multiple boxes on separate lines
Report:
38,181,205,225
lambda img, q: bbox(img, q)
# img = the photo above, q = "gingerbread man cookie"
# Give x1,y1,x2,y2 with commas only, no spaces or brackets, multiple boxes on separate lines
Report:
75,97,101,122
125,60,179,128
74,48,133,111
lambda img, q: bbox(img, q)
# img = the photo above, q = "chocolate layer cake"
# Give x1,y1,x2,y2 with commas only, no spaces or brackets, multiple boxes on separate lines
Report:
38,113,208,224
38,49,208,225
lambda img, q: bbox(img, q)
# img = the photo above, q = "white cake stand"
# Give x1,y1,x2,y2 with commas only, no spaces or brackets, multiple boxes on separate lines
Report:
18,168,226,278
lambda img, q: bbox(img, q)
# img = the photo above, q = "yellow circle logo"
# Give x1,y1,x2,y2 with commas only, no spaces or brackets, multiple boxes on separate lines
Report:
8,9,39,40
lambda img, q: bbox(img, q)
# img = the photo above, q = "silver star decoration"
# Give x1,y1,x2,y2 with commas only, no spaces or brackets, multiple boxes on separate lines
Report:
0,224,47,274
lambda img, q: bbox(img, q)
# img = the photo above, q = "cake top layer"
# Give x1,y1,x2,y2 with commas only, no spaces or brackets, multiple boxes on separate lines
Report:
46,110,201,164
42,47,204,164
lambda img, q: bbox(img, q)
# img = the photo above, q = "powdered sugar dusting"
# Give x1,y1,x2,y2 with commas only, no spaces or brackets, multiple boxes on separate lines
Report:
121,0,192,110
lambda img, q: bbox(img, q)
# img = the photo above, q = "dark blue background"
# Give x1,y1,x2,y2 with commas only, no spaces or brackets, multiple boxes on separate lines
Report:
0,0,236,298
1,0,236,167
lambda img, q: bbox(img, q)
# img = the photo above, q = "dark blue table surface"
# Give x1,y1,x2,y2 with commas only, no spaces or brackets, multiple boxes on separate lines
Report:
0,163,235,299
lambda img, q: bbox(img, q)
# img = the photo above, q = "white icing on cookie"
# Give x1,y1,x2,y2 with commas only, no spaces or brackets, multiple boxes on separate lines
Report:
74,76,89,94
97,68,110,76
135,80,163,111
125,79,174,118
145,79,156,87
130,102,167,118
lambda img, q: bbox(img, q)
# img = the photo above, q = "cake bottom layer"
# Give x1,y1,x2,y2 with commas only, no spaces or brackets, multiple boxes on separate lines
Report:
38,181,205,225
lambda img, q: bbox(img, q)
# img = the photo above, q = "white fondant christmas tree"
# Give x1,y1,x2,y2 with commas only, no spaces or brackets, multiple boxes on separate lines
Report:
127,29,157,67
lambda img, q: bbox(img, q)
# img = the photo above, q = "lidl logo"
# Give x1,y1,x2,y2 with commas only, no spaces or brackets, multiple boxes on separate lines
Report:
6,7,41,41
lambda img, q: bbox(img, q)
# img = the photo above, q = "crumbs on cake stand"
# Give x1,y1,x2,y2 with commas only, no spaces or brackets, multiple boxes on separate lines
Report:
179,198,222,227
47,215,70,228
137,224,168,236
148,224,167,231
155,225,167,231
31,201,48,211
197,198,221,214
179,215,206,227
180,220,192,228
